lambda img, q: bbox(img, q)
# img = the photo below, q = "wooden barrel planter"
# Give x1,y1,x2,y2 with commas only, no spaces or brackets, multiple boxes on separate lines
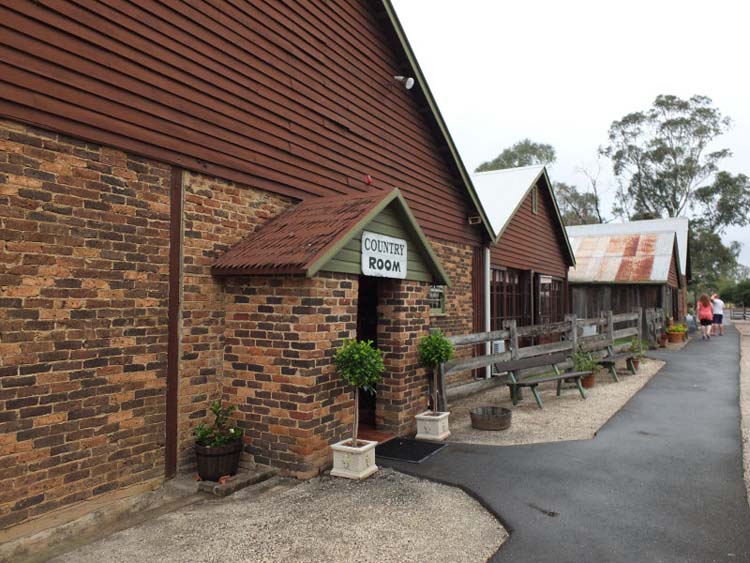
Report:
195,441,242,482
470,407,511,431
581,373,596,389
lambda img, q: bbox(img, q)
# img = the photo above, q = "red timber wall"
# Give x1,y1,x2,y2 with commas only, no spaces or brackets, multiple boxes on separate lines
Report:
0,0,483,247
490,182,570,279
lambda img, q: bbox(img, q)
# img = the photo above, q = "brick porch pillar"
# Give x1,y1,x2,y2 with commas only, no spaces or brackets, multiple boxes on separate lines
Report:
376,278,431,435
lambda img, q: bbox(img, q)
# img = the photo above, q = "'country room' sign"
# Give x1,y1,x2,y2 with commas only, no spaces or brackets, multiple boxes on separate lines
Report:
361,231,407,278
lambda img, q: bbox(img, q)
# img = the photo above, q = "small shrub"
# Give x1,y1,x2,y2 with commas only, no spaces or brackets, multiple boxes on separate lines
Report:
194,401,243,447
418,330,454,413
334,339,385,445
573,349,597,373
418,330,454,369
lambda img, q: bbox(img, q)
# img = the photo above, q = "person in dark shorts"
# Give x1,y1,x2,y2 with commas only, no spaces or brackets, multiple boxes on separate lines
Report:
697,293,713,340
711,293,725,336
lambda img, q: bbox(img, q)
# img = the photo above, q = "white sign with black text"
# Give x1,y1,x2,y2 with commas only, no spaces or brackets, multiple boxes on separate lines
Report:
361,231,407,279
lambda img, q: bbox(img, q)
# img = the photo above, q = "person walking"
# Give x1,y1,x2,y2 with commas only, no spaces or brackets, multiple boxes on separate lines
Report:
711,293,725,336
697,294,714,340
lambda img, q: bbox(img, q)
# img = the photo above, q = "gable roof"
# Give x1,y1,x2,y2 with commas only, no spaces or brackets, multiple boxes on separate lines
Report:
212,188,450,285
568,231,680,285
470,165,575,265
566,217,689,279
381,0,495,242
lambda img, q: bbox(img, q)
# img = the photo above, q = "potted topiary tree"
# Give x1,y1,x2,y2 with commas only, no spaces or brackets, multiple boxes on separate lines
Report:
630,337,645,370
573,349,598,389
416,330,454,441
194,400,244,482
330,339,384,480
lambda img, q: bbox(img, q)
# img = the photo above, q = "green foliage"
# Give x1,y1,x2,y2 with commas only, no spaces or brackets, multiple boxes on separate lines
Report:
554,181,603,226
602,94,732,220
630,338,647,358
666,324,687,333
334,339,384,394
418,330,454,369
720,279,750,306
573,350,597,373
689,224,742,288
194,401,243,447
475,139,556,172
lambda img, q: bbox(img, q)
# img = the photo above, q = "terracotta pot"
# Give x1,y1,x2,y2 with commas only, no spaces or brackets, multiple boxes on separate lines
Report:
195,440,242,482
667,332,682,343
632,358,640,371
581,373,596,389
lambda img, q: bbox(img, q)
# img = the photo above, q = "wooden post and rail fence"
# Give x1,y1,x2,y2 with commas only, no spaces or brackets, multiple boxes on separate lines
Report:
434,308,664,410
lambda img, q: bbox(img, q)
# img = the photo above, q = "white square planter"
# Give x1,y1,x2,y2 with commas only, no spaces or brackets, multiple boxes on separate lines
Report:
415,411,451,441
330,439,378,480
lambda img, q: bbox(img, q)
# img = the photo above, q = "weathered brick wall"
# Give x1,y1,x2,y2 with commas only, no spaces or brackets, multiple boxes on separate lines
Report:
0,120,170,529
428,239,477,386
222,273,358,478
178,172,292,469
377,279,431,435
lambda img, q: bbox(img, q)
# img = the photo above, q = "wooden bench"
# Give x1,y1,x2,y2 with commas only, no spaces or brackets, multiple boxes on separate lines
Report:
499,352,590,409
593,345,638,382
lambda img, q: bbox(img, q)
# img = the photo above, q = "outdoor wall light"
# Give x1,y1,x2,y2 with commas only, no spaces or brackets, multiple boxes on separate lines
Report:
393,75,415,90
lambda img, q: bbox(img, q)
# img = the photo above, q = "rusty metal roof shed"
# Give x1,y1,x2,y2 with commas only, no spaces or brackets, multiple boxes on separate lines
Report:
212,188,450,285
568,231,679,284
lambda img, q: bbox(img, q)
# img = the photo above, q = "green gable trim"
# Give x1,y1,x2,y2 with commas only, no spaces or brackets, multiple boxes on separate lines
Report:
308,189,451,286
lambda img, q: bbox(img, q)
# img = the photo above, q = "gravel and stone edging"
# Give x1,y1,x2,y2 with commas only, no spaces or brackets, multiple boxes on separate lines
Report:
448,357,665,446
736,320,750,506
51,469,506,563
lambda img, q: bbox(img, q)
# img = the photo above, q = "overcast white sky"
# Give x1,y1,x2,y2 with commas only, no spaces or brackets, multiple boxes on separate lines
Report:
391,0,750,266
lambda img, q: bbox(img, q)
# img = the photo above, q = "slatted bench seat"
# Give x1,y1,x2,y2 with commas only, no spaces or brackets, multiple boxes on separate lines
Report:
593,345,638,382
499,352,590,409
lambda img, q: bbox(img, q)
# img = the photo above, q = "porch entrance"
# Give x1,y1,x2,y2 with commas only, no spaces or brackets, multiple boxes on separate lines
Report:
357,276,378,428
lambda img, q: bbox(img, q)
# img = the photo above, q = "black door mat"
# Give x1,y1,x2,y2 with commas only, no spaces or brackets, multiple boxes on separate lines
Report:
375,438,447,464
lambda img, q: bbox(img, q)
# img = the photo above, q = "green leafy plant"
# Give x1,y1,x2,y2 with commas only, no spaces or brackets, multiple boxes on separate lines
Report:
418,330,454,414
572,349,597,373
666,323,687,333
630,338,646,358
334,339,385,447
194,400,243,447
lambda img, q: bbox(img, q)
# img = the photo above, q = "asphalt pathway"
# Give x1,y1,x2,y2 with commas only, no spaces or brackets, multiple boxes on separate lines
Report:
384,326,750,562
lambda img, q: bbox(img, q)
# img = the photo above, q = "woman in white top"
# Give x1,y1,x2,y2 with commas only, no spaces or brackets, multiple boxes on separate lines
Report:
711,293,725,336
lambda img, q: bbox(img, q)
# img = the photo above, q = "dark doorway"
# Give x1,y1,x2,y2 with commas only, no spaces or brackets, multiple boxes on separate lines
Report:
357,276,378,428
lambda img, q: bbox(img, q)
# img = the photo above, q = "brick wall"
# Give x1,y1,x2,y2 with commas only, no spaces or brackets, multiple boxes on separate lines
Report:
377,278,431,435
0,120,170,530
177,172,291,468
428,239,478,386
222,273,358,478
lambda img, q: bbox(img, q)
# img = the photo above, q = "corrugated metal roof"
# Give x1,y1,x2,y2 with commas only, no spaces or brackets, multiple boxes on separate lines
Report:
566,217,688,275
568,232,677,284
471,165,545,237
211,188,450,285
213,192,389,275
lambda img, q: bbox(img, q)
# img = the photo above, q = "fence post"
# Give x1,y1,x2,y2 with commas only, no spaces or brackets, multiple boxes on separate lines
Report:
507,320,519,360
565,314,578,352
606,310,615,348
636,308,643,344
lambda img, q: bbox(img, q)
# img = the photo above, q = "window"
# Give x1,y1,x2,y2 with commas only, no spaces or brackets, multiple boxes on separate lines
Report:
428,285,446,316
531,185,538,214
537,275,564,324
490,268,530,330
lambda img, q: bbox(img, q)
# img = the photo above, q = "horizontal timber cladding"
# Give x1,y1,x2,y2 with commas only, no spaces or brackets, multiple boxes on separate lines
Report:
491,179,569,277
321,204,433,282
0,0,483,246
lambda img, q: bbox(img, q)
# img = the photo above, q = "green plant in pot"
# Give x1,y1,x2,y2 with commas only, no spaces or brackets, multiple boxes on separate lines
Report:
194,400,244,482
330,339,384,480
573,349,597,389
415,330,454,441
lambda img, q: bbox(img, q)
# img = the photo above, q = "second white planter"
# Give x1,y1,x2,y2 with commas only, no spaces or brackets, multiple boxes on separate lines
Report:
330,439,378,480
415,411,451,441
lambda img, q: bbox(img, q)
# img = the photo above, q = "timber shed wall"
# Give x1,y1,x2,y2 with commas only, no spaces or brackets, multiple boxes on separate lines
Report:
0,0,483,246
490,181,569,277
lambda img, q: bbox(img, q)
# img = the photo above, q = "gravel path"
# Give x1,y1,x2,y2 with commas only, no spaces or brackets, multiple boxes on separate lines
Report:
52,469,506,563
448,358,665,446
